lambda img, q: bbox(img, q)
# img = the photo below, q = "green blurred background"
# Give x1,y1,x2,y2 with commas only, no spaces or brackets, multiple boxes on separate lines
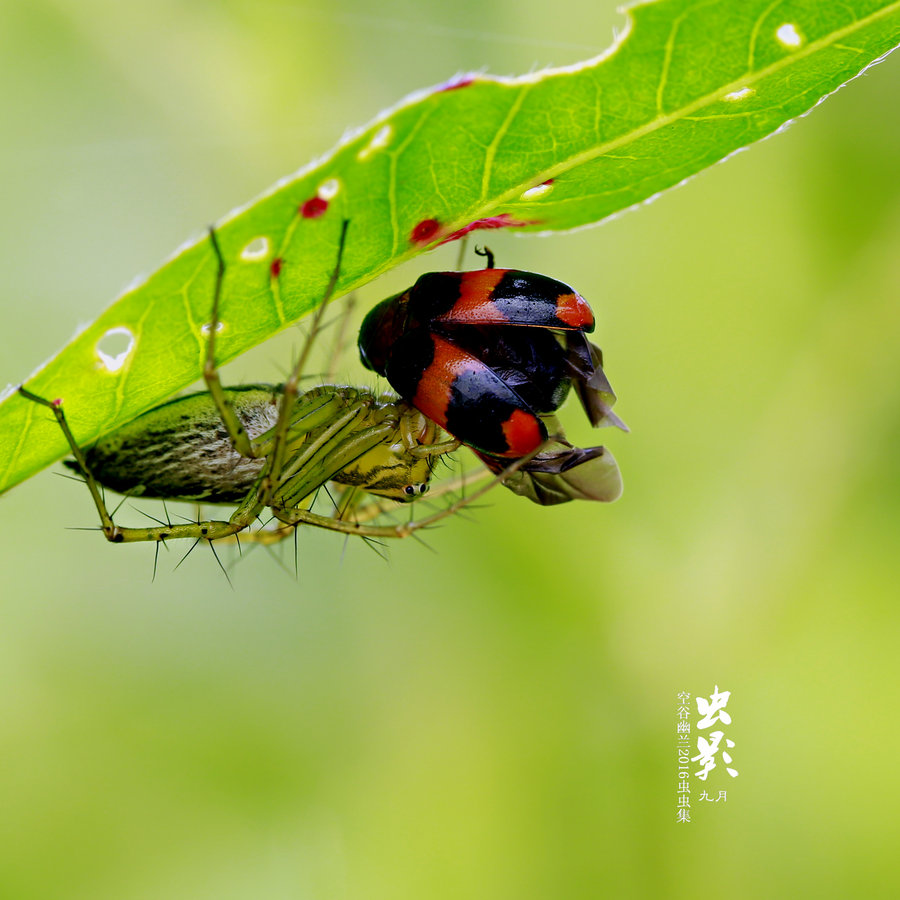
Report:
2,1,899,897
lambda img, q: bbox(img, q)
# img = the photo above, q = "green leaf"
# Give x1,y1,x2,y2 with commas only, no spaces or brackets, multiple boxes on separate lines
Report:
2,0,899,493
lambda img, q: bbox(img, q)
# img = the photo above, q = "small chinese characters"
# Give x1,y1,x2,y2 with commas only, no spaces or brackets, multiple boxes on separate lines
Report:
676,691,692,823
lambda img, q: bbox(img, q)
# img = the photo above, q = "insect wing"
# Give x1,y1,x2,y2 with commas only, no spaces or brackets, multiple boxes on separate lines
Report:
516,446,623,505
408,270,595,331
475,443,623,505
385,330,547,457
566,335,629,431
450,326,571,415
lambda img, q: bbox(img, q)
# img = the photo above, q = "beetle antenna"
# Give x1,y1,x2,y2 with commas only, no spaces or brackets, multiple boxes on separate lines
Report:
473,245,495,269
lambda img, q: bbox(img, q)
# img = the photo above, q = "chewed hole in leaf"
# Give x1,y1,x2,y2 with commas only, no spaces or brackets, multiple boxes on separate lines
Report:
776,23,803,48
201,321,226,336
318,178,340,200
522,182,554,200
724,87,755,101
241,236,270,261
357,124,392,161
96,327,136,373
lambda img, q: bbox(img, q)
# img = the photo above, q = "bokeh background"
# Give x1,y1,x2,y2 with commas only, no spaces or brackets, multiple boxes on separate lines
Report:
2,1,899,897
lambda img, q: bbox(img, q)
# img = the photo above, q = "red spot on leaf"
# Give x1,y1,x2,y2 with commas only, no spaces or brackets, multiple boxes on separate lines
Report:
411,218,441,244
300,196,328,219
438,74,476,92
438,214,537,245
270,258,283,278
52,398,63,408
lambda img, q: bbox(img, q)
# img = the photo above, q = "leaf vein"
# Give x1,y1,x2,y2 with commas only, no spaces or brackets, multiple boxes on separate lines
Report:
389,107,435,255
0,401,37,489
481,83,533,201
490,1,900,214
749,0,786,71
112,297,158,425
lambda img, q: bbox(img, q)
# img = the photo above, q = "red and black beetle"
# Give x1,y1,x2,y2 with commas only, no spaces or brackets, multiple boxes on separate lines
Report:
358,254,627,467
